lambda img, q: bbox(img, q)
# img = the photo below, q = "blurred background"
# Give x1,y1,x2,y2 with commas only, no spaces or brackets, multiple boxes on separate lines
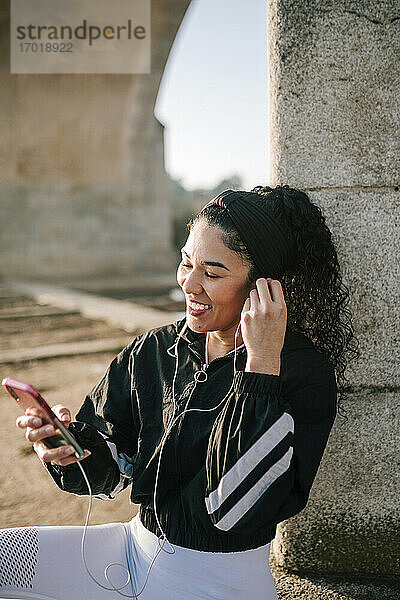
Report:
0,0,268,315
0,0,268,528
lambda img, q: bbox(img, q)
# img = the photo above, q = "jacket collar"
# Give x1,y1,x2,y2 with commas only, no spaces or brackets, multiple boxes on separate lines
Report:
170,317,246,362
170,316,314,358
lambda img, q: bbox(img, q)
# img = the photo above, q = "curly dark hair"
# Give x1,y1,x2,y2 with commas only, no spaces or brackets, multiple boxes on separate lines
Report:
187,184,360,423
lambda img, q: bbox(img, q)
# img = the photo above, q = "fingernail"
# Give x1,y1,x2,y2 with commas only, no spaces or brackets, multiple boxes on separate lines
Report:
45,425,54,434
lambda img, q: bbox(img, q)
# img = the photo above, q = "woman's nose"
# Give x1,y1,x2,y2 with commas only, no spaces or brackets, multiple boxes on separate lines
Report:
181,269,203,295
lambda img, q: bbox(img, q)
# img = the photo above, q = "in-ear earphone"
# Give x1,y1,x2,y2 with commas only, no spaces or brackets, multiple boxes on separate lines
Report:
77,317,243,597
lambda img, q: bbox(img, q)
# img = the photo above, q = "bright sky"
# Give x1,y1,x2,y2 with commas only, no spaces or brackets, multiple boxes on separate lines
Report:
155,0,269,192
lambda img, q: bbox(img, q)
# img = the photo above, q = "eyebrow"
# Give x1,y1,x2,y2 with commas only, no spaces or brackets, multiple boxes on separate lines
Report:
180,248,230,271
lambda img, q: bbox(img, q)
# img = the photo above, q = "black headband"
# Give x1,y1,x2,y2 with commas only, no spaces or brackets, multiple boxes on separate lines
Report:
199,189,296,279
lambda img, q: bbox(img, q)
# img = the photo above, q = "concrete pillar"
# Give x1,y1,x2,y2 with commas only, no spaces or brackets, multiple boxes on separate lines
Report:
268,0,399,578
0,0,191,282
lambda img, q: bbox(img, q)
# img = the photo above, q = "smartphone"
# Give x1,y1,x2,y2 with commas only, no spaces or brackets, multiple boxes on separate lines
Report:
2,377,85,459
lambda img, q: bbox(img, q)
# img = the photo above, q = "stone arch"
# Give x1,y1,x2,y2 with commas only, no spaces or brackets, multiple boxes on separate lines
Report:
0,0,192,281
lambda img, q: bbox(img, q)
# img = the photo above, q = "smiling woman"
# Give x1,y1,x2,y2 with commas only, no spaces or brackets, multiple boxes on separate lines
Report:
2,185,359,600
184,186,359,413
177,222,254,356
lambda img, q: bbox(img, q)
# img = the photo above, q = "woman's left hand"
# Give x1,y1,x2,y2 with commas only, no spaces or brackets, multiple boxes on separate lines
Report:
240,278,287,373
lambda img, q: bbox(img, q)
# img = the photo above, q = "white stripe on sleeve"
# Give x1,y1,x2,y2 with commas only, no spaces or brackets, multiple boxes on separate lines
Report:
211,446,294,531
96,432,134,500
205,412,294,515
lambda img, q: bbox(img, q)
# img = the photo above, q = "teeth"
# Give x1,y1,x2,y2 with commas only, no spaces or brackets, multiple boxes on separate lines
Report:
189,301,211,310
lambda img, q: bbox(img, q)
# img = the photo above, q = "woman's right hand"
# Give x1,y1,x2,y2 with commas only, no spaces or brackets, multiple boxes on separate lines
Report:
16,404,91,466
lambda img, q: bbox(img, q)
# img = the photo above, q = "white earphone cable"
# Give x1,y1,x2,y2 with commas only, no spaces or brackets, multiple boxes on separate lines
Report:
77,318,242,597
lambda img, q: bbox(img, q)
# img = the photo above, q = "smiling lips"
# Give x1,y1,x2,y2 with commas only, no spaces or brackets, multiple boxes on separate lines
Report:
189,301,211,310
188,300,212,315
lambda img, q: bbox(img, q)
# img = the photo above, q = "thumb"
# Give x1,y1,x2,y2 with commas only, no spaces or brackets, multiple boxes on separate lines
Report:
52,405,72,424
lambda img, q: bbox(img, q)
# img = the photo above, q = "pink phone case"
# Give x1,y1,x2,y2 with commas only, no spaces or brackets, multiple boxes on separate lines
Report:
2,377,85,458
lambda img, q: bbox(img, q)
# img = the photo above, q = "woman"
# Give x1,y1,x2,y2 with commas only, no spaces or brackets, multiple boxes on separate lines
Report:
1,186,359,599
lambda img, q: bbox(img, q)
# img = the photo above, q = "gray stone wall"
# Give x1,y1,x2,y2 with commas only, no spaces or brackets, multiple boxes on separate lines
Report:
268,0,399,577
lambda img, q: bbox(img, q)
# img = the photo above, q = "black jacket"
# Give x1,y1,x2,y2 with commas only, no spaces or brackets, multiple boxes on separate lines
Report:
44,316,337,552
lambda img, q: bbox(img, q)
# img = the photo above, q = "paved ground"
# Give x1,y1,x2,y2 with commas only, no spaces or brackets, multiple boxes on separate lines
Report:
0,283,140,530
0,281,398,599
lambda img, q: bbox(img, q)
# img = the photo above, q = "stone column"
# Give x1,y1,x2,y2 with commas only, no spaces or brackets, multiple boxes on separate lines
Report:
268,0,400,578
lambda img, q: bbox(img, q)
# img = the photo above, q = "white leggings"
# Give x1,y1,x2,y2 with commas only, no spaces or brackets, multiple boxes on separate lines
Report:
0,513,278,600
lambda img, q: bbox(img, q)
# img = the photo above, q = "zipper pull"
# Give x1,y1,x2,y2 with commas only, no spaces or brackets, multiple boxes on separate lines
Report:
194,365,208,383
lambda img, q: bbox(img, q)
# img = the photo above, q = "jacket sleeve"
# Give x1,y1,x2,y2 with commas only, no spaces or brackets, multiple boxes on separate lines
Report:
42,340,141,499
204,358,337,535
